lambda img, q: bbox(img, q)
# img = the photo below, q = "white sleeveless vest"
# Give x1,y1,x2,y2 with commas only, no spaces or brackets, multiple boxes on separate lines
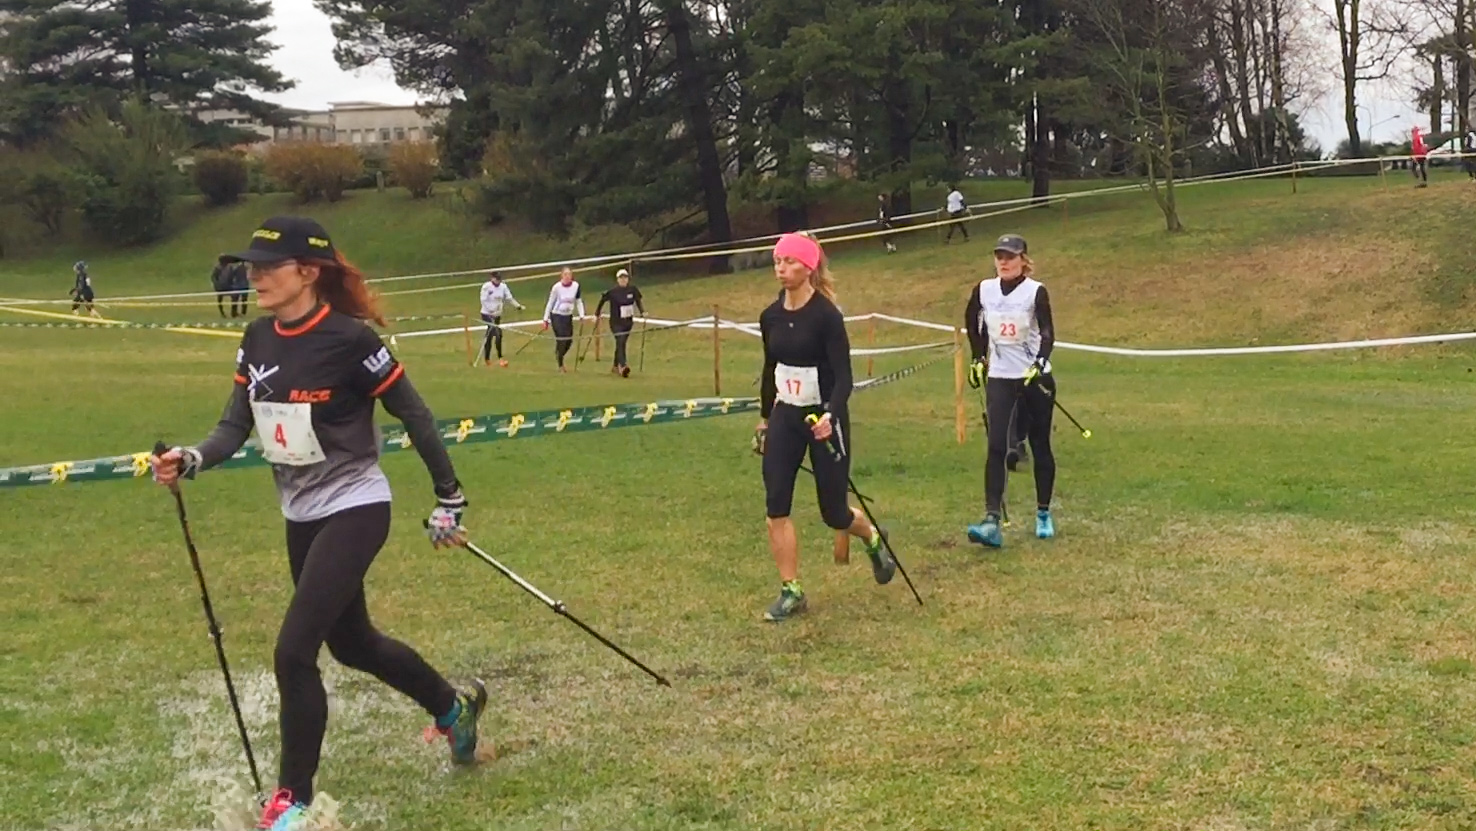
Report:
978,277,1049,379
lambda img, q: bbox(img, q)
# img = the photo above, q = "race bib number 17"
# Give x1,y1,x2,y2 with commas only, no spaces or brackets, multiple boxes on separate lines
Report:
251,402,327,466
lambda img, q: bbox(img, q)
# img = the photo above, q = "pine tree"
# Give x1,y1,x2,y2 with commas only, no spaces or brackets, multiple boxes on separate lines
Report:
0,0,290,145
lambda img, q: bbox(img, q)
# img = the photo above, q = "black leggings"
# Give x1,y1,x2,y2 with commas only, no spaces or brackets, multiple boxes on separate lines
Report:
232,290,248,317
984,375,1056,514
763,404,853,530
945,210,970,241
277,502,456,804
550,314,574,366
612,325,632,367
480,313,503,360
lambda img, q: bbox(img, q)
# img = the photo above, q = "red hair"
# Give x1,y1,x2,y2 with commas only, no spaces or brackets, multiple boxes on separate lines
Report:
302,252,385,326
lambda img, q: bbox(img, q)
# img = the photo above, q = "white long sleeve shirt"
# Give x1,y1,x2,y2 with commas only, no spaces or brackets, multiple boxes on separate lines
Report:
543,281,585,320
479,281,522,316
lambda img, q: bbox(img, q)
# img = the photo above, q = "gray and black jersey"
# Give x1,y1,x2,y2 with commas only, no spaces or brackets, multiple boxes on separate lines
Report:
194,305,459,522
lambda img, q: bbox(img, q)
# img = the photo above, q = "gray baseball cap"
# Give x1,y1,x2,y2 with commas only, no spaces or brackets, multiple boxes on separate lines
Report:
993,234,1027,255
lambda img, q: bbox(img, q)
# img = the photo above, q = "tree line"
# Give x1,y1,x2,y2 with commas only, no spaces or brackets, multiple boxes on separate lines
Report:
1,0,1470,248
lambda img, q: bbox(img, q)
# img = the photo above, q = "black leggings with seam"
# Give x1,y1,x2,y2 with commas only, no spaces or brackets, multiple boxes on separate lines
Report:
480,313,503,360
550,313,575,366
612,324,633,367
276,501,457,804
762,403,853,530
984,375,1056,515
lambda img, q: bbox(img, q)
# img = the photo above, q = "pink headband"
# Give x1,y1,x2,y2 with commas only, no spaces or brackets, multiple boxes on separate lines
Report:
774,233,822,272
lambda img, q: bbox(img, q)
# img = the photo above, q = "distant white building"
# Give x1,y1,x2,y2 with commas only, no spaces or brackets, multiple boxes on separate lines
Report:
191,101,448,151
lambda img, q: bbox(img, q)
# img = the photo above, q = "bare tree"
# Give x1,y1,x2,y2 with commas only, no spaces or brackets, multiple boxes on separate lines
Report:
1076,0,1213,230
1328,0,1409,155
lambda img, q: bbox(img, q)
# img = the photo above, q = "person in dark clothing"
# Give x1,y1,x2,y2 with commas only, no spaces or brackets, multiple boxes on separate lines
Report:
963,233,1059,548
228,260,250,317
150,216,488,831
754,232,896,622
876,193,898,253
70,261,99,317
594,267,645,376
211,255,234,318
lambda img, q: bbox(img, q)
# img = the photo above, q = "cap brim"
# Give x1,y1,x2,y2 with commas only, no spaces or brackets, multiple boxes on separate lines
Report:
219,249,289,264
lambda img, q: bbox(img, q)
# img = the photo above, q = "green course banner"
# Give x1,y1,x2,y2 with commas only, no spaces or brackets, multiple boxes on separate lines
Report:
0,396,761,488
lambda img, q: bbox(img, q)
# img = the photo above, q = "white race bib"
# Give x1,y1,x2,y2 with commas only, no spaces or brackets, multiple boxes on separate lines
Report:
986,310,1031,346
619,304,635,319
251,402,327,466
774,363,821,407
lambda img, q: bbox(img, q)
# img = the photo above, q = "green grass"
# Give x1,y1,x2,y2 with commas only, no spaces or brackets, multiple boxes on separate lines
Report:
4,173,1476,830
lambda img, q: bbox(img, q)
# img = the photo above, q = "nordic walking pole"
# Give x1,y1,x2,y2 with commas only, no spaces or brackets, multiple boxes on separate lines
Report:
577,319,600,367
800,416,924,606
1031,381,1092,438
451,534,671,687
152,442,264,801
570,318,586,372
511,326,540,359
638,316,648,372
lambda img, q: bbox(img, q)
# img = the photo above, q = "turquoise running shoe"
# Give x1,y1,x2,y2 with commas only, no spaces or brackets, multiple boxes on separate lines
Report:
966,513,1003,548
1036,508,1055,539
427,679,489,765
256,789,307,831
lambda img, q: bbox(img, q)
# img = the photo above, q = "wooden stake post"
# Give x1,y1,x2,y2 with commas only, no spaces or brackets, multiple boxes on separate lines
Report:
712,304,722,396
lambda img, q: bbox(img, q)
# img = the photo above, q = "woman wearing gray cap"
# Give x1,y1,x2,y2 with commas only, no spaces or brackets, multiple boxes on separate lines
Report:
963,233,1058,547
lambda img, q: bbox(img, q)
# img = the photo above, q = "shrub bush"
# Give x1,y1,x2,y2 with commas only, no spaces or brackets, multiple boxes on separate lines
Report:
64,99,188,245
388,141,439,198
193,150,249,206
263,143,364,202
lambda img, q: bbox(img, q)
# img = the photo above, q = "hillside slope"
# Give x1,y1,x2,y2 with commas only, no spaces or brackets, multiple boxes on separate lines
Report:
3,172,1474,348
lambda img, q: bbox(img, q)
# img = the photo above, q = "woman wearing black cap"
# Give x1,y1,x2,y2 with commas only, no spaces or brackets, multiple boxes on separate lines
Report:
964,233,1058,547
594,267,645,376
149,216,487,830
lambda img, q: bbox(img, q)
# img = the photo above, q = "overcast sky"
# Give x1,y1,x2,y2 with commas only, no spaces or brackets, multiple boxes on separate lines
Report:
260,0,1426,156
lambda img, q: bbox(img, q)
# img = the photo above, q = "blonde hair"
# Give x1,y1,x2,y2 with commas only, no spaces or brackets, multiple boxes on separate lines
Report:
798,231,837,301
1020,254,1036,277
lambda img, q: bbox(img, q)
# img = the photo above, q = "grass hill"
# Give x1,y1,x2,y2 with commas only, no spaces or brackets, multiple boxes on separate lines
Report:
4,170,1476,831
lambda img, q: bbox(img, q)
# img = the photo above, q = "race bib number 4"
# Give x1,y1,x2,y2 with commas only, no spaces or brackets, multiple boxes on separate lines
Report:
986,311,1031,346
774,363,821,407
250,402,327,466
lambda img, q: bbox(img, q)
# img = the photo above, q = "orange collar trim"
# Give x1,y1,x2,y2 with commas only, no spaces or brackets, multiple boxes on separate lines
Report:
275,304,331,337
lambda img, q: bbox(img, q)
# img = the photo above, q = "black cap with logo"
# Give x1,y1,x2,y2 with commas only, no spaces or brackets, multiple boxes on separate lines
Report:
993,234,1027,255
221,216,338,264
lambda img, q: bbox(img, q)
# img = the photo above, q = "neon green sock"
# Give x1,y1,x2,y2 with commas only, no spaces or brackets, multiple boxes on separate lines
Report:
782,579,803,596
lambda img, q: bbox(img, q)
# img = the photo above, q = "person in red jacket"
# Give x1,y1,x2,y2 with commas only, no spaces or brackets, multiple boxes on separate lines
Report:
1411,126,1429,187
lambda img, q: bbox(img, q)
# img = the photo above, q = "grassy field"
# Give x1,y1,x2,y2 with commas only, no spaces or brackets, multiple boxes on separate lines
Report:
4,172,1476,830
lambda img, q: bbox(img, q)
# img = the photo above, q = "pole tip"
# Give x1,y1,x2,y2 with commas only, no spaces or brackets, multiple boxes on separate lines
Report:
1082,430,1093,439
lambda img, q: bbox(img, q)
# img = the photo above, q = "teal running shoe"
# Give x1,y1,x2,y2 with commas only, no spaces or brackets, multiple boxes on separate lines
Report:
1036,508,1055,539
256,789,307,831
427,679,489,765
966,513,1003,548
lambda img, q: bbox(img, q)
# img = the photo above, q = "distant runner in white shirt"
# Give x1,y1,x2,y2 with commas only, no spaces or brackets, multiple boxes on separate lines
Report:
944,185,970,244
478,270,524,367
542,266,586,372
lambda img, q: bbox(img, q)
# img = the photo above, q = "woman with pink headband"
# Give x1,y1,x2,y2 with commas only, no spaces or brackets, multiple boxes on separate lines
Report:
752,232,897,622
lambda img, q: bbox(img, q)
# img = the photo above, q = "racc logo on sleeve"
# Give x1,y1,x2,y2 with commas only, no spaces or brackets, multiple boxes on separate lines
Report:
362,347,393,378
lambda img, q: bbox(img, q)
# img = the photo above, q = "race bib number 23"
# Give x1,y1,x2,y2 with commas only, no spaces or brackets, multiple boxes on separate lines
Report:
251,402,327,466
